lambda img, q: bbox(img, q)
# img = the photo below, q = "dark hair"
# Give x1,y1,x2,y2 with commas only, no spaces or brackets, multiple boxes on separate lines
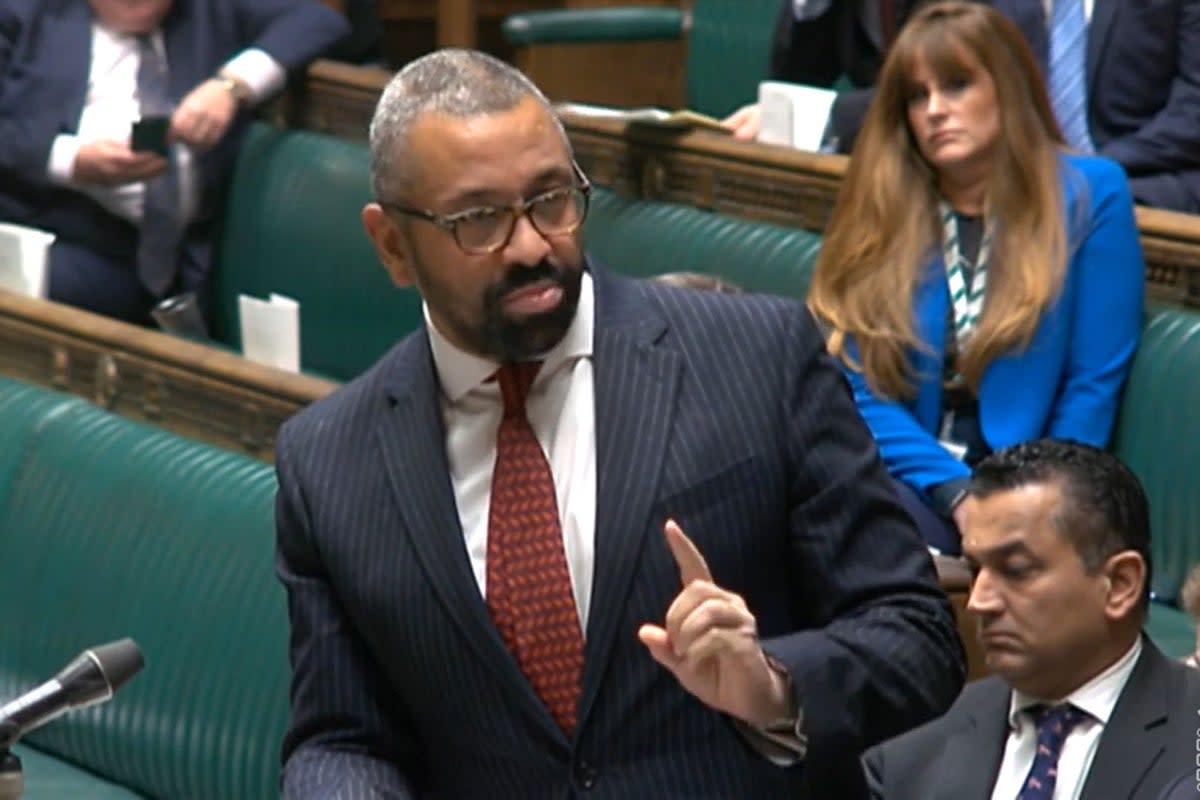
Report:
969,439,1152,607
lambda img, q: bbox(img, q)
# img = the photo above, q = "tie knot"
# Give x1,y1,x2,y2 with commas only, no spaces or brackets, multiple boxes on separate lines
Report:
494,361,541,417
1031,703,1089,741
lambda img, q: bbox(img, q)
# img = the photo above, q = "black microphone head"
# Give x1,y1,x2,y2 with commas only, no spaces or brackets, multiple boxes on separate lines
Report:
88,639,144,694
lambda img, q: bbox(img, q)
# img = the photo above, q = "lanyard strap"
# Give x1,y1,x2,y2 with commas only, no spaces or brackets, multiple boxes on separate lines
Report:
939,200,993,350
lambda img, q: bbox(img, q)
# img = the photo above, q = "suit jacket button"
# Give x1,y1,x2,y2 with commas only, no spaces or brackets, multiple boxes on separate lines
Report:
574,761,598,790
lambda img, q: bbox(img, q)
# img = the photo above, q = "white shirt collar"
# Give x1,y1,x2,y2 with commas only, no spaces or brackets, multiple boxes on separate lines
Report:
425,270,595,404
1007,636,1143,729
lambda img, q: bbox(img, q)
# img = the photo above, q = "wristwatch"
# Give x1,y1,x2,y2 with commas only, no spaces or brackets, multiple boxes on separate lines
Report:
213,71,251,108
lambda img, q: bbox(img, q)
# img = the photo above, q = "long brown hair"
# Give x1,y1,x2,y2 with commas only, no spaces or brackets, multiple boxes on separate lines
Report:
808,1,1070,398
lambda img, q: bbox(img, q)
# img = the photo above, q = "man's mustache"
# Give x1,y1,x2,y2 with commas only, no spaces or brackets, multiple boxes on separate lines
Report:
490,261,563,300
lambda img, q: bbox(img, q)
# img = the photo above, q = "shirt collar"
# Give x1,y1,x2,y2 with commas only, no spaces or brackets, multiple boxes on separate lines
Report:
425,270,594,404
1007,636,1143,730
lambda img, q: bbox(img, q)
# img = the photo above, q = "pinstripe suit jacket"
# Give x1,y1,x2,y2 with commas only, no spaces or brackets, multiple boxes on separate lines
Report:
275,263,965,799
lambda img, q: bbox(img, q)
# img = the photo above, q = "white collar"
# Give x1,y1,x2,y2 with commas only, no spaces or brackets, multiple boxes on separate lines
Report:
1007,636,1142,729
425,270,594,404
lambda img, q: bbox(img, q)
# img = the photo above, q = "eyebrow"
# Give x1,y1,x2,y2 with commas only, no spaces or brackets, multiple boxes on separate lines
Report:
964,539,1035,567
442,165,575,210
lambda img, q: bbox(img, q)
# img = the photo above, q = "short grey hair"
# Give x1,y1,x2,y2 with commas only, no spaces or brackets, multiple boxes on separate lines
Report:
368,48,572,202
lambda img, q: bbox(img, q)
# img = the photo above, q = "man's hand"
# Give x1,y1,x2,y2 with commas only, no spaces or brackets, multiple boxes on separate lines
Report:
169,78,238,152
721,103,762,141
638,519,793,727
72,140,167,186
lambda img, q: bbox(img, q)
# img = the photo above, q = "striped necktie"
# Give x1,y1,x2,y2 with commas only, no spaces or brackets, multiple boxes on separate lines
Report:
1047,0,1094,152
136,35,184,297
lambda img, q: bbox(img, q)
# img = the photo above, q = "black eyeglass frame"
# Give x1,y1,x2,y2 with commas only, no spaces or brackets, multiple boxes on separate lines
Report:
377,162,592,255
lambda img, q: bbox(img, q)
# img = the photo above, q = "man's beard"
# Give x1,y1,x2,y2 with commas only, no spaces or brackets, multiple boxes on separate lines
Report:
478,259,583,362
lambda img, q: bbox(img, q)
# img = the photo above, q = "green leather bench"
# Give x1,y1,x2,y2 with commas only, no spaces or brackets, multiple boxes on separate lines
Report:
502,0,781,118
0,376,286,798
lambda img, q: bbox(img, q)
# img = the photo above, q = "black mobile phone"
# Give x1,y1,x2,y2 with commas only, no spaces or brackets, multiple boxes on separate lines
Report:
131,116,169,156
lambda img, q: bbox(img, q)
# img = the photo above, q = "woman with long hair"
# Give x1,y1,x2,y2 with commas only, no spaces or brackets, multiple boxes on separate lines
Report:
808,1,1144,554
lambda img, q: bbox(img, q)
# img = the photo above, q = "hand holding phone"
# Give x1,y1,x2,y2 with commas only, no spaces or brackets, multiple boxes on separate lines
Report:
131,116,170,156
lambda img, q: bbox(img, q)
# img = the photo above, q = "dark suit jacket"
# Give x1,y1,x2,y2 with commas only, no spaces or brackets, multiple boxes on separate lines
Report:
990,0,1200,211
0,0,346,275
275,264,966,799
865,639,1200,800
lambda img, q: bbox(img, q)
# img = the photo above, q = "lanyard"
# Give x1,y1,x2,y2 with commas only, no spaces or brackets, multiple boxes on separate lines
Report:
939,200,993,350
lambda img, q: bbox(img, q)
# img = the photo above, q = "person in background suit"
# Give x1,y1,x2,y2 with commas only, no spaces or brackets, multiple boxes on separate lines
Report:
724,0,922,148
275,47,965,800
808,1,1143,555
865,439,1200,800
991,0,1200,213
0,0,348,325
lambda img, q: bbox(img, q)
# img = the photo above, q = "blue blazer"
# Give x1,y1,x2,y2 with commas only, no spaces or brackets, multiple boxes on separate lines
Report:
992,0,1200,210
846,154,1144,494
0,0,347,265
275,265,965,799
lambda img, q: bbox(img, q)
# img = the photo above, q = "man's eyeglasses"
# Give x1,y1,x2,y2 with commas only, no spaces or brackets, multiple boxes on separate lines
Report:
378,171,592,255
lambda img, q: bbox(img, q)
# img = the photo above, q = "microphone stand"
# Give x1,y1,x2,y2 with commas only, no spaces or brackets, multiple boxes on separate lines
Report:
0,721,23,799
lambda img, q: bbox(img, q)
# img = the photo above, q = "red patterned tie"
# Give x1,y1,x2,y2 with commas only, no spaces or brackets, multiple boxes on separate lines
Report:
486,361,584,735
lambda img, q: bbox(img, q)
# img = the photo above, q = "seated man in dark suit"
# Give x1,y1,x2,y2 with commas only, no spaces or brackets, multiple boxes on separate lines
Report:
866,439,1200,800
992,0,1200,213
724,0,920,149
0,0,348,325
275,47,965,799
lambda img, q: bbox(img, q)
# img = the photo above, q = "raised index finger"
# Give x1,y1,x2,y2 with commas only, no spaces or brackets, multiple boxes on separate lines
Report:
664,518,713,585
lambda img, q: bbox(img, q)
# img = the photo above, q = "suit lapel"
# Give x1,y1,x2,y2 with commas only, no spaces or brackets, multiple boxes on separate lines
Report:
577,268,680,725
374,334,565,746
1080,645,1170,800
1086,0,1118,99
937,681,1012,800
50,1,93,127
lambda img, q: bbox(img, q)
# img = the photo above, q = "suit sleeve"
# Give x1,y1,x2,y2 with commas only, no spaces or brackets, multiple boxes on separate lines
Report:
761,306,966,768
1097,2,1200,175
0,6,69,182
275,431,418,800
233,0,349,69
1045,161,1144,442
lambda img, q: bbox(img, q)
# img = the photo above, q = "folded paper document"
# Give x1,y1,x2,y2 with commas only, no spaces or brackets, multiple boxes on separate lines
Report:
757,81,838,152
238,292,300,373
0,222,54,299
555,102,730,133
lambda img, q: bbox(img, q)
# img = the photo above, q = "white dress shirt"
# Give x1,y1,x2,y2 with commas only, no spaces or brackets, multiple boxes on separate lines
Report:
990,637,1142,800
427,272,597,630
46,23,285,224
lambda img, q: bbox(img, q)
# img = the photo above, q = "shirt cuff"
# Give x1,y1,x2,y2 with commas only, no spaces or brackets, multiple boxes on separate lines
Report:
220,48,287,104
48,134,82,185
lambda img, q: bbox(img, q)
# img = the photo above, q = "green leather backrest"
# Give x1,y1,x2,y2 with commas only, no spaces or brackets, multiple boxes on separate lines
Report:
213,123,422,381
686,0,780,117
0,377,82,497
584,187,821,298
1111,306,1200,604
0,387,285,799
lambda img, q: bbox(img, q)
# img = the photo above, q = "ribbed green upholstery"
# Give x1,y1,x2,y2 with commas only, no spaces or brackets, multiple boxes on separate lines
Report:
0,377,82,498
1110,306,1200,657
0,386,286,799
584,187,821,298
685,0,780,117
9,745,141,799
502,7,684,45
213,123,421,381
502,0,779,117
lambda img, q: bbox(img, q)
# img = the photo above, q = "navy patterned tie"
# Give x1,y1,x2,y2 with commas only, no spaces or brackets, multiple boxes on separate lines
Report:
136,35,183,297
1047,0,1094,152
1016,703,1090,799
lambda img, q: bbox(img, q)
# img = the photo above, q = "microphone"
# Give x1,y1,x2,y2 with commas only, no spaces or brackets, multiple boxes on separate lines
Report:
0,639,144,749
